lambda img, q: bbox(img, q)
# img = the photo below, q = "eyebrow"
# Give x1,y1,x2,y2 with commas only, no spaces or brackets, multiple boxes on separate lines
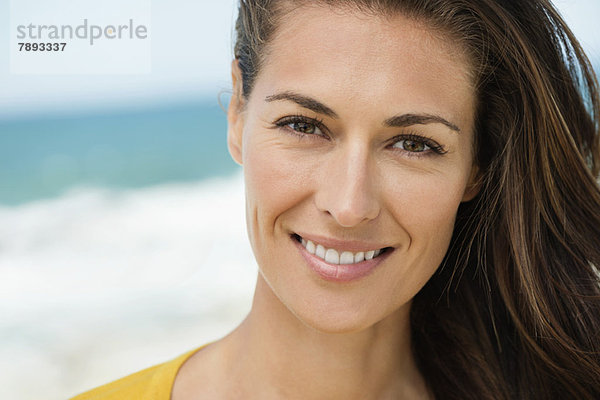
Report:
265,91,460,132
384,114,460,132
265,91,339,118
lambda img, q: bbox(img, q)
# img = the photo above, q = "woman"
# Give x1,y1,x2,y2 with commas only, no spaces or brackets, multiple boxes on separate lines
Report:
73,0,600,399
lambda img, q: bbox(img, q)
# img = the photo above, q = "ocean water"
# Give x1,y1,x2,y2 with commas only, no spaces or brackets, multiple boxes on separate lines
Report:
0,101,257,399
0,100,238,205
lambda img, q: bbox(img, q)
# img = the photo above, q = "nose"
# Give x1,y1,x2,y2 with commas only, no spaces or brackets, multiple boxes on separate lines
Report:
314,140,381,227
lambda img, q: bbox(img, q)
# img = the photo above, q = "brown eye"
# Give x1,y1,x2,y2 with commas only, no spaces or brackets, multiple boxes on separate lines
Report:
292,121,316,134
275,116,327,138
395,139,428,152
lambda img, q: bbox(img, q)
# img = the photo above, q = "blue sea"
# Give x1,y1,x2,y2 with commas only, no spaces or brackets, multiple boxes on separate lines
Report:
0,100,238,205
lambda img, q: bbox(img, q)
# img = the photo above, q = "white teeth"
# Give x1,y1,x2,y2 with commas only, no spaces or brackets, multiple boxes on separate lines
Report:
298,236,385,265
354,252,365,263
340,251,354,264
315,244,326,259
325,249,340,264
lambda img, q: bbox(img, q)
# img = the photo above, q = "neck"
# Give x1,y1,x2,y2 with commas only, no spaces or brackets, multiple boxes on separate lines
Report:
221,274,429,400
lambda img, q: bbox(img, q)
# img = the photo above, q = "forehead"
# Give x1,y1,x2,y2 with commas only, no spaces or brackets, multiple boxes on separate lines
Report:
253,5,475,131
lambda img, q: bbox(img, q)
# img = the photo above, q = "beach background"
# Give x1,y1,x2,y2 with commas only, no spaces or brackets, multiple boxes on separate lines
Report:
0,1,598,399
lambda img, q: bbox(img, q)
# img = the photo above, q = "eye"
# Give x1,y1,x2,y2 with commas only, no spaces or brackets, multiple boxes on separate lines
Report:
394,138,429,153
274,115,327,138
390,134,447,155
290,121,318,135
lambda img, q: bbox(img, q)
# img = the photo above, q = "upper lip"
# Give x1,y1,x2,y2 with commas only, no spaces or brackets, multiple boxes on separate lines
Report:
293,232,392,253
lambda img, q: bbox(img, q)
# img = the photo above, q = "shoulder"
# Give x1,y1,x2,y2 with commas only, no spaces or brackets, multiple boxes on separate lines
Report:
70,345,208,400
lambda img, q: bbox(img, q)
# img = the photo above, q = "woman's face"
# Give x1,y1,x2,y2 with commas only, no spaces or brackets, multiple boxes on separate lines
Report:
228,5,478,333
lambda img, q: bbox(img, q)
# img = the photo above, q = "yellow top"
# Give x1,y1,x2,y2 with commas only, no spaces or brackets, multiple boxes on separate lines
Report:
70,344,208,400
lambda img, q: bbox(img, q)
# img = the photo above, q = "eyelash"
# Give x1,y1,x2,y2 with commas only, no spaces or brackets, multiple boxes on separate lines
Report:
389,133,448,156
274,115,327,138
273,115,448,156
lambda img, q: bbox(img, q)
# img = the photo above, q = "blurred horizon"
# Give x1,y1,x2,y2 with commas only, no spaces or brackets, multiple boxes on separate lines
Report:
0,97,238,206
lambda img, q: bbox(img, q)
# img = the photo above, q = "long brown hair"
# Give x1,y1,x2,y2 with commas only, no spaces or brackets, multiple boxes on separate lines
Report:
234,0,600,398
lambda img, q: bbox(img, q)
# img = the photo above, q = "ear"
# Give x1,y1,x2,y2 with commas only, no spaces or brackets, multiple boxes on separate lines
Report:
461,164,482,202
227,59,245,166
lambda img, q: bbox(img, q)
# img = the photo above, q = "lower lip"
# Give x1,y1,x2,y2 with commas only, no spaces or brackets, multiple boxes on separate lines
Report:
292,237,391,283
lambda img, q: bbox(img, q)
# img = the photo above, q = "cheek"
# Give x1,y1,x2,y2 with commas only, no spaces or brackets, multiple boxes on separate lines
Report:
391,174,464,236
381,168,469,287
242,132,316,252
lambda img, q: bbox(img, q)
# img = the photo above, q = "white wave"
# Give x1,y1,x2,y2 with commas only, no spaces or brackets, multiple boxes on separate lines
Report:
0,172,258,400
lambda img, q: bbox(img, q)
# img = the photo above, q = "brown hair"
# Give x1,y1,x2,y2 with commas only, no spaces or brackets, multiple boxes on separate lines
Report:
234,1,600,398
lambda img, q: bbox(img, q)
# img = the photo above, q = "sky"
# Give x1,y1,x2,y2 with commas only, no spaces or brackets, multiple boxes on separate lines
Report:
0,0,237,117
0,0,598,119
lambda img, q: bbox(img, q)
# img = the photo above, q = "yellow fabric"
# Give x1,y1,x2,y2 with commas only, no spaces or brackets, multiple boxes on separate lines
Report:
70,344,208,400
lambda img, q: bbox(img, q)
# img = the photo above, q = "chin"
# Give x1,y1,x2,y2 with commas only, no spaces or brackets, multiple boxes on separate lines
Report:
289,299,399,335
300,314,375,335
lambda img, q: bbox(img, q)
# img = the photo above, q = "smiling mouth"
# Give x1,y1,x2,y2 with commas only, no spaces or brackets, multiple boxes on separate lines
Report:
291,234,392,265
